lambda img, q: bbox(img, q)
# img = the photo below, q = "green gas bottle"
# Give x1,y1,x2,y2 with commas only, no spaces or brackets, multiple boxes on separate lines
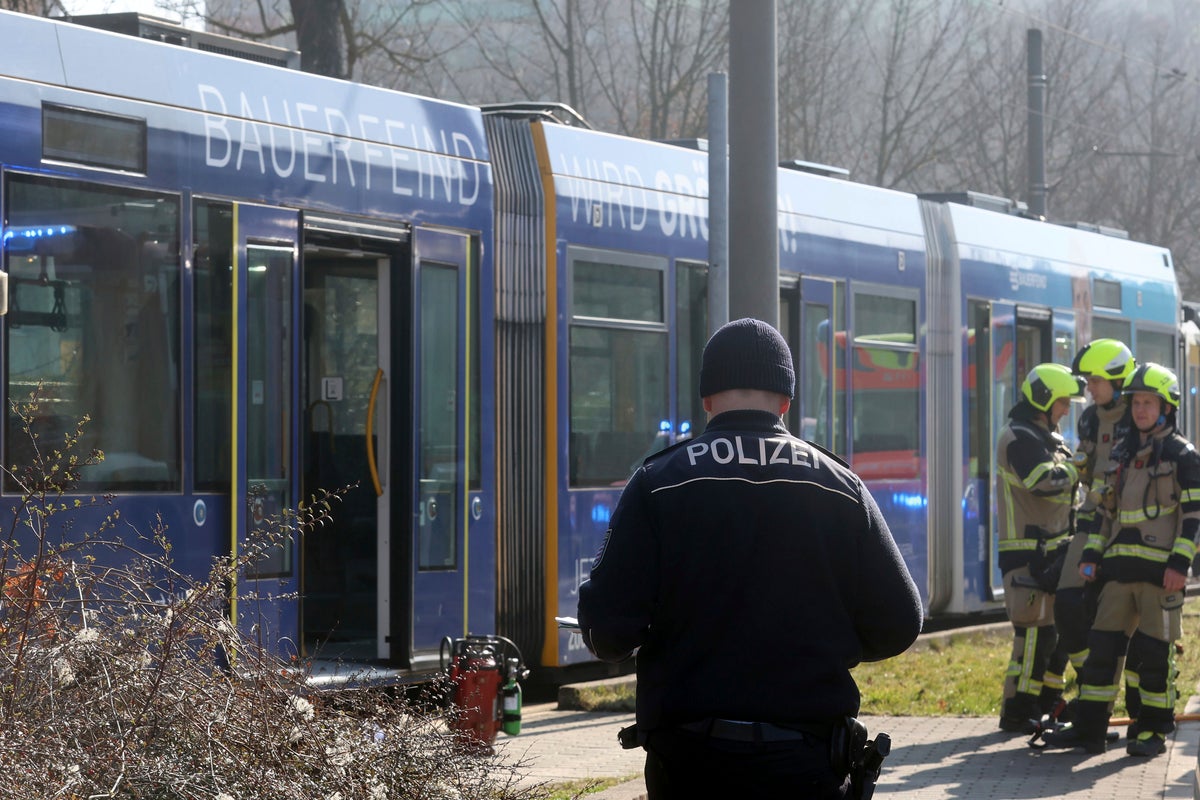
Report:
501,657,523,735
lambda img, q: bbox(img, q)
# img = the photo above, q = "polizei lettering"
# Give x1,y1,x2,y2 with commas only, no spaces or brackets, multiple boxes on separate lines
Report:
685,436,816,468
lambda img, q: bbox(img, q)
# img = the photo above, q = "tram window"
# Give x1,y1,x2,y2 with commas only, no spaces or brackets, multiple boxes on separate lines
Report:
1093,279,1122,311
43,104,147,173
1091,317,1130,345
854,292,915,344
1137,329,1176,370
849,345,920,477
194,201,233,492
469,244,482,490
419,265,459,569
3,175,180,491
568,250,668,488
804,304,830,446
570,326,667,487
967,301,990,482
850,291,918,478
573,259,664,323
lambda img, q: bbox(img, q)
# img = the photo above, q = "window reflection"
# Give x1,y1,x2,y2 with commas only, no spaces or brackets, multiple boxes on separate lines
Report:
4,176,180,491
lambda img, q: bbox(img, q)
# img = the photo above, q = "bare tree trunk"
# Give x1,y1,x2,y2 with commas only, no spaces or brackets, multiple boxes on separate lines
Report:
291,0,345,79
4,0,63,12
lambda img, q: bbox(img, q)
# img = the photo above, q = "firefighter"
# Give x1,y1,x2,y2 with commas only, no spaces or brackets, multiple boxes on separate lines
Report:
995,363,1085,734
1041,340,1135,723
576,318,923,800
1043,363,1200,756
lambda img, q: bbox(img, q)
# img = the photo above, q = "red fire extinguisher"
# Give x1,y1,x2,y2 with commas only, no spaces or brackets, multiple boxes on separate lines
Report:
442,636,502,747
440,635,527,747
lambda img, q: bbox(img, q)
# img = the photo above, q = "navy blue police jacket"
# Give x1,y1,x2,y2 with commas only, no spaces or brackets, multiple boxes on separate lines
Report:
577,409,923,734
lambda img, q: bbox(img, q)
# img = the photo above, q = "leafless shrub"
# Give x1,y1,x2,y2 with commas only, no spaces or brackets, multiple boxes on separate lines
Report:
0,392,548,800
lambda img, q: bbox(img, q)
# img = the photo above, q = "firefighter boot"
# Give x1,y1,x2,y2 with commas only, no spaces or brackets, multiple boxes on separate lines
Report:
1039,702,1108,754
1127,730,1167,758
999,694,1040,735
1040,723,1107,754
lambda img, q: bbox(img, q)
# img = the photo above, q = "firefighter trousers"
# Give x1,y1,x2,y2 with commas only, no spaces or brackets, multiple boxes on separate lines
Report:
1075,580,1182,736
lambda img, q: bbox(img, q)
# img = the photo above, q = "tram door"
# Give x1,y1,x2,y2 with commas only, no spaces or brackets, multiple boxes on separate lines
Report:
232,204,302,657
983,302,1053,599
298,225,477,668
410,228,478,663
300,231,392,663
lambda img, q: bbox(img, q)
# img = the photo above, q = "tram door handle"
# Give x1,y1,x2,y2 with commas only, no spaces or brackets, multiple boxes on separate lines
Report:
366,367,387,496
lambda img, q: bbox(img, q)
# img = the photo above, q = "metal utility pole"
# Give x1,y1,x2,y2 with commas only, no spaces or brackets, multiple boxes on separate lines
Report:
1027,28,1048,219
728,0,778,326
707,72,729,334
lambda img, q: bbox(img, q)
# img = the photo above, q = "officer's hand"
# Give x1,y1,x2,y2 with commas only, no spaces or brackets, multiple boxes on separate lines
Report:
1079,562,1098,582
1164,568,1187,594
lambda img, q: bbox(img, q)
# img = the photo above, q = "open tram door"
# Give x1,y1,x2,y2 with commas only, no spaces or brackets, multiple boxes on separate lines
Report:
230,203,303,657
296,222,483,672
296,216,399,664
980,303,1055,601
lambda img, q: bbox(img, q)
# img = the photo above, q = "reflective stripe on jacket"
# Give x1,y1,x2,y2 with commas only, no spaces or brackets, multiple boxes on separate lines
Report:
995,415,1078,574
1086,426,1200,582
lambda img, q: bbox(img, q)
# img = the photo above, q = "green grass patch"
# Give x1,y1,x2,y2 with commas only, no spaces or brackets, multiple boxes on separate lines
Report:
566,682,636,712
854,629,1012,716
853,600,1200,718
564,601,1200,721
538,775,640,800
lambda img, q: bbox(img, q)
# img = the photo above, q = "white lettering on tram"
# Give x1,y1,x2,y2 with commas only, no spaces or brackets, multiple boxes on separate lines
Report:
198,85,481,206
1010,269,1049,293
685,436,816,468
554,152,709,241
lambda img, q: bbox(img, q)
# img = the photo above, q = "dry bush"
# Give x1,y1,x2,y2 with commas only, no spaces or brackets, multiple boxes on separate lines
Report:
0,394,545,800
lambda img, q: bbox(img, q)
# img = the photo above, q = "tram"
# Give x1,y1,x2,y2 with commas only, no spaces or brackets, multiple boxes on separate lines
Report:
0,10,1183,679
1,10,494,675
485,115,1179,669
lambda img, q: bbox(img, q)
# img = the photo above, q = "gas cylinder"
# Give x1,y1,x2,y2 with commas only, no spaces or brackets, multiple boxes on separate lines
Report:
501,657,523,735
448,638,502,747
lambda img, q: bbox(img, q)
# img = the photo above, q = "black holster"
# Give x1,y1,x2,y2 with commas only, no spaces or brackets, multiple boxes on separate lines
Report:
833,717,891,800
830,716,867,776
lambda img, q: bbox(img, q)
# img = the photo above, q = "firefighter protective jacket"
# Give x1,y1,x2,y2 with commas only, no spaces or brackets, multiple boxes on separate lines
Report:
1083,425,1200,583
576,409,923,734
995,405,1078,575
1075,401,1132,536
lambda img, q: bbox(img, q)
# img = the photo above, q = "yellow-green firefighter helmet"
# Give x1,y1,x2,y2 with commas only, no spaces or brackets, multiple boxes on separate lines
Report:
1071,338,1135,382
1021,363,1086,412
1122,362,1180,408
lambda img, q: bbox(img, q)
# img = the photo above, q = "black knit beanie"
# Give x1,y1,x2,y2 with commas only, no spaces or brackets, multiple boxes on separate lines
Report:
699,318,795,398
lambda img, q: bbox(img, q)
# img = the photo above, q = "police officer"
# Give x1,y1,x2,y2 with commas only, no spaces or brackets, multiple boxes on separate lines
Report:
995,363,1084,734
577,318,923,800
1044,363,1200,756
1042,340,1135,722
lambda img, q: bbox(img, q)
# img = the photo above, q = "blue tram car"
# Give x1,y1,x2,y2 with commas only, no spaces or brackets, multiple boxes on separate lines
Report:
0,10,1182,679
496,120,1178,670
0,10,495,675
